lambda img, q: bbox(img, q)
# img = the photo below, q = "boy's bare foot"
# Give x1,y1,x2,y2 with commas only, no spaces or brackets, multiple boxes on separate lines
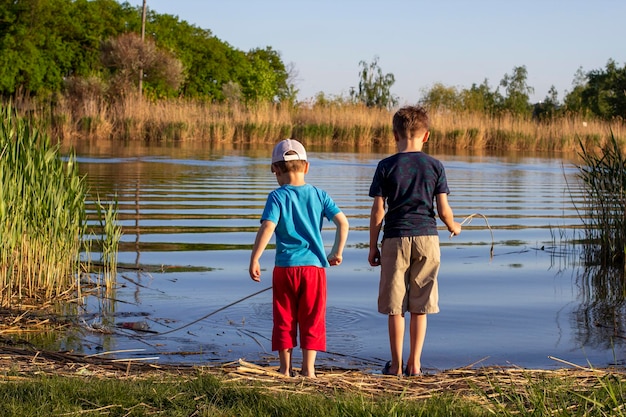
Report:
300,371,316,378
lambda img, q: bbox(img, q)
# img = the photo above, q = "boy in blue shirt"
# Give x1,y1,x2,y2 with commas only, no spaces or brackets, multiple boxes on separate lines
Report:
249,139,349,378
368,106,461,376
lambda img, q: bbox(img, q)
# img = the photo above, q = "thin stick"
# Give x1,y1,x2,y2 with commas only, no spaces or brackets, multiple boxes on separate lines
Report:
151,286,273,336
86,349,146,358
451,213,494,258
548,356,599,372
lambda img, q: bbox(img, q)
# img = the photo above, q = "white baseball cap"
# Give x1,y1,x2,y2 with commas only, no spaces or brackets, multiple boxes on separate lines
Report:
271,139,307,163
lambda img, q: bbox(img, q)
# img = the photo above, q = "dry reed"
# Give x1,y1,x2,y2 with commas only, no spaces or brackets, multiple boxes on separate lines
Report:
32,96,623,153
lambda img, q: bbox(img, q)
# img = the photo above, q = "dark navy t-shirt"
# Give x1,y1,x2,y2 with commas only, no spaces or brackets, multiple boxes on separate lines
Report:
369,152,450,238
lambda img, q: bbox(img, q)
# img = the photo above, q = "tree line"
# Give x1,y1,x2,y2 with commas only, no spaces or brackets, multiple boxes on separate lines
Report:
0,0,624,121
417,62,626,120
0,0,294,103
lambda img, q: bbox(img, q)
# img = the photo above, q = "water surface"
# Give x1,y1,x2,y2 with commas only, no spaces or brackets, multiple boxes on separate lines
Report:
60,142,623,372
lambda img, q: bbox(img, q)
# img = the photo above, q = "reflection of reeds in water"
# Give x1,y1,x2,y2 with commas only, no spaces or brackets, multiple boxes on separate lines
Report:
574,265,626,353
545,216,626,351
39,96,625,152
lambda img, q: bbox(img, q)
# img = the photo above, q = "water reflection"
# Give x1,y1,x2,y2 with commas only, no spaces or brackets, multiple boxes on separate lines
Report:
574,266,626,353
40,141,625,370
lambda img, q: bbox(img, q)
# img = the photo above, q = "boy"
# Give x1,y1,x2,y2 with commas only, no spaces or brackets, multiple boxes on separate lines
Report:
249,138,349,378
368,106,461,377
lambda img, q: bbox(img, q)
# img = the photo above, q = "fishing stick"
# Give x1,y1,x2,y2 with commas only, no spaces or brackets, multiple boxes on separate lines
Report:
451,213,494,258
149,285,273,337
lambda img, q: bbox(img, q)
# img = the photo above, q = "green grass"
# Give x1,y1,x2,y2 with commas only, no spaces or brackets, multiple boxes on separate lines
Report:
0,370,625,417
0,373,481,417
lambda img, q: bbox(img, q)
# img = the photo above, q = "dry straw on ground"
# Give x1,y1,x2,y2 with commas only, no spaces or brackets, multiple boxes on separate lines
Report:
1,342,624,408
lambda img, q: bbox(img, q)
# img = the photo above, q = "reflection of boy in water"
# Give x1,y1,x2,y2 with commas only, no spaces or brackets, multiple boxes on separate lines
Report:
368,106,461,376
249,139,349,378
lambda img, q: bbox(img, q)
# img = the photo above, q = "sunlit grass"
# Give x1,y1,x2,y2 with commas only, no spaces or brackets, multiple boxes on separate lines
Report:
0,369,624,416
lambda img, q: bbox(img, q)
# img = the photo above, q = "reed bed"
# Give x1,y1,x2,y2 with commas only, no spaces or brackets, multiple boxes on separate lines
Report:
0,104,121,308
575,132,626,267
31,95,624,152
0,106,87,307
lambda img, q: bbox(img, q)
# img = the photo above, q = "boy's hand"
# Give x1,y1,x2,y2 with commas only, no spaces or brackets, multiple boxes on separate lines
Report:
448,221,462,238
249,261,261,282
328,253,343,266
368,247,381,266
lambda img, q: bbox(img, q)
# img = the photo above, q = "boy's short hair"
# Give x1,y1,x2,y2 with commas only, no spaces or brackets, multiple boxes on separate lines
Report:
272,158,308,174
392,105,430,140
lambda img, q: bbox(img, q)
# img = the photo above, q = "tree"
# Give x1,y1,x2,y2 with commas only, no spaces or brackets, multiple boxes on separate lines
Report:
499,65,534,116
460,79,501,114
533,85,560,121
350,56,398,109
0,0,137,96
100,32,182,98
238,47,291,102
579,59,626,119
563,67,588,115
419,83,461,111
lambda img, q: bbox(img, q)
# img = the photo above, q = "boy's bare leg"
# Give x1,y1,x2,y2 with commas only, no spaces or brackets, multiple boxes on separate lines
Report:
407,313,427,375
278,348,292,376
387,314,405,375
301,349,317,378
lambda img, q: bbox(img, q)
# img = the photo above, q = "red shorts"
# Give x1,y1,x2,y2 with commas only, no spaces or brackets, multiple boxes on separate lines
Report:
272,266,327,352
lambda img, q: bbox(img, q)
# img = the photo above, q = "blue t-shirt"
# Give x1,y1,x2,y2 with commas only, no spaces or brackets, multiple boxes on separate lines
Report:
261,183,341,267
369,152,450,238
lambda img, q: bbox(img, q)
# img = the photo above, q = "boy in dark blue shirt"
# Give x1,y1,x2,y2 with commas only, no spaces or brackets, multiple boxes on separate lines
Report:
368,106,461,376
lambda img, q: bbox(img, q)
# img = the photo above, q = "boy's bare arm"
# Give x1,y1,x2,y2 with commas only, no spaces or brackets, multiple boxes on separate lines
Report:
249,220,276,281
436,193,461,236
328,211,349,266
368,196,386,266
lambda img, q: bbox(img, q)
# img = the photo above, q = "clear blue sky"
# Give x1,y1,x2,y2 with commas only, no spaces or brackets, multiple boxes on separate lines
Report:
125,0,626,105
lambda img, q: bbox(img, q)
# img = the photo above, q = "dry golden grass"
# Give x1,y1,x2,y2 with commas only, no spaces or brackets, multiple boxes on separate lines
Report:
40,96,625,152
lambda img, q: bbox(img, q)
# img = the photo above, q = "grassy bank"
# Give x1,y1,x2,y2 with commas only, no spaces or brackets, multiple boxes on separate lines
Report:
16,95,623,152
0,352,624,417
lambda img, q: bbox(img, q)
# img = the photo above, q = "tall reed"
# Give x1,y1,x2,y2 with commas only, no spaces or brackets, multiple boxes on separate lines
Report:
34,95,623,152
575,131,626,268
0,104,120,307
93,197,122,295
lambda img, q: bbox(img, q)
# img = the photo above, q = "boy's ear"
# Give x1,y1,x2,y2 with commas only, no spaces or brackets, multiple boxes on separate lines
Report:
304,162,310,174
422,131,430,143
